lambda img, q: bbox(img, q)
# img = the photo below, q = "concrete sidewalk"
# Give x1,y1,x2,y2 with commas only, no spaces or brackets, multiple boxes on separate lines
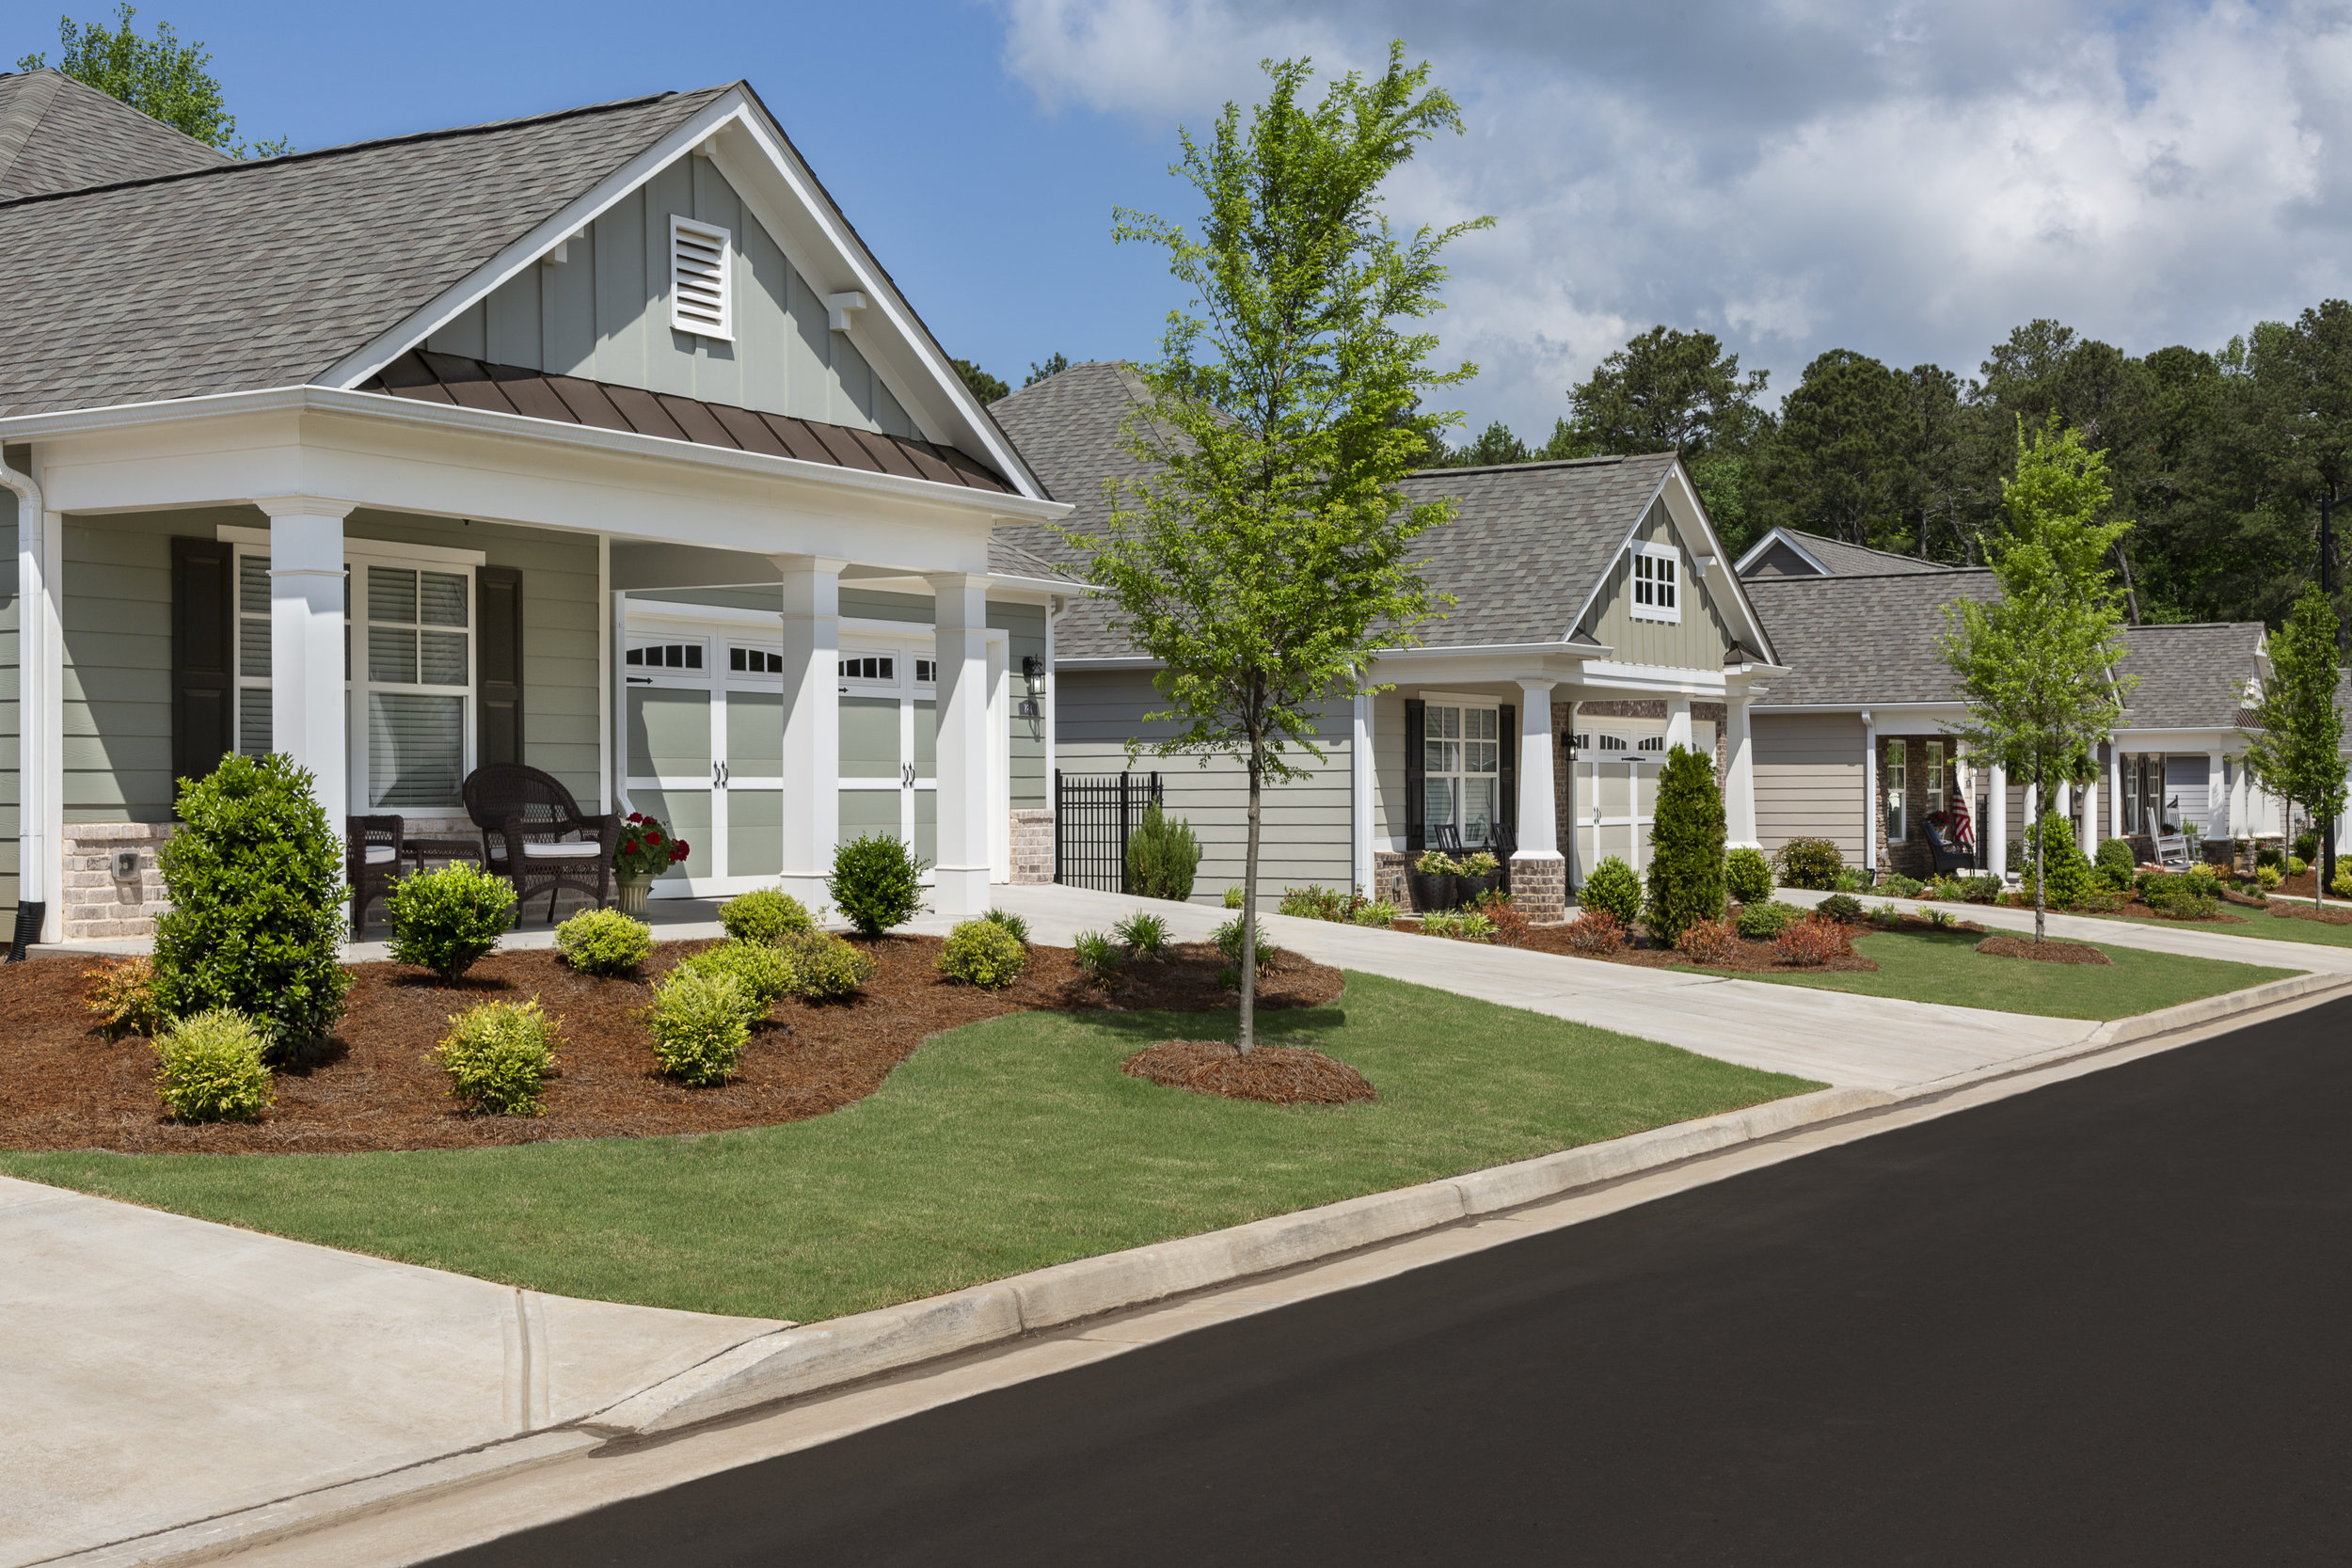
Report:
933,884,2329,1094
1774,885,2352,972
0,1178,784,1568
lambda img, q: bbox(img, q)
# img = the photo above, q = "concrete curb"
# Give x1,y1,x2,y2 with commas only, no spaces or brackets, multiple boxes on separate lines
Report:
2084,970,2350,1047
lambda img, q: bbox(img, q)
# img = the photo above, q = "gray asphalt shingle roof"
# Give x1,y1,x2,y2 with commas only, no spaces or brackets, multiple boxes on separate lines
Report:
2115,623,2265,730
1745,570,2001,706
1742,527,1961,578
0,86,728,417
0,67,227,200
986,361,1682,659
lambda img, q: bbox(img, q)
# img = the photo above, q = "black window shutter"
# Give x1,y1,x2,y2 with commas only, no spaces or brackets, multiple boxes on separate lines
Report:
1500,704,1517,832
170,535,234,793
1404,699,1425,852
477,565,523,768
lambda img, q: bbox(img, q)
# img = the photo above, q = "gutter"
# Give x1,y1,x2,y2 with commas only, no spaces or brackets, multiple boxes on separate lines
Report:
0,451,45,958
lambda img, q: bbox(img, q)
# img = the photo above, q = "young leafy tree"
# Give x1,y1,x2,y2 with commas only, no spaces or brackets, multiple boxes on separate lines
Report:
1942,420,2136,941
2243,581,2347,903
1073,43,1487,1051
18,5,290,157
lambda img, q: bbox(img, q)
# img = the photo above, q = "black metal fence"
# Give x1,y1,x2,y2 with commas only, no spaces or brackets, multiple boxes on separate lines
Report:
1055,769,1163,892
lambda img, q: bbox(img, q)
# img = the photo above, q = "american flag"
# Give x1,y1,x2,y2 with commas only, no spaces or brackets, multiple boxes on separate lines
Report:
1948,795,1976,849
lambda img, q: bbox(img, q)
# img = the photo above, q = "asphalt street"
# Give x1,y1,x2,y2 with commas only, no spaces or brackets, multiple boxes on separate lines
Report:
438,996,2352,1566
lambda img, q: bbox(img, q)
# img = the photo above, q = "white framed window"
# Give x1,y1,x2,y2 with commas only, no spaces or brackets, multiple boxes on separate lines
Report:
628,641,705,671
668,215,733,340
231,542,478,811
1926,739,1947,821
1630,544,1681,623
838,653,899,689
729,646,784,675
1422,701,1502,841
1885,737,1908,843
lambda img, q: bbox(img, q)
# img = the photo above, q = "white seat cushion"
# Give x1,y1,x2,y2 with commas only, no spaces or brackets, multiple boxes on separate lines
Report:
361,846,397,864
520,840,604,860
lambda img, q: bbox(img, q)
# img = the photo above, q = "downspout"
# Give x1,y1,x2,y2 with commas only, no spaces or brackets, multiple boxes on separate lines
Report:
0,452,46,959
1861,709,1878,875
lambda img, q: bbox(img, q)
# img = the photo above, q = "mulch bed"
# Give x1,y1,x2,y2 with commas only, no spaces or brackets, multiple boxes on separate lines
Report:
2267,898,2352,926
1121,1039,1375,1106
1977,934,2111,964
1390,912,1983,974
2111,900,2249,924
0,938,1343,1155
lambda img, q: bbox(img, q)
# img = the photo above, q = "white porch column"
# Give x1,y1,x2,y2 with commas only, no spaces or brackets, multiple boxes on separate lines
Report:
1513,679,1565,921
1861,709,1877,872
1350,689,1374,895
261,498,353,820
2107,744,2122,840
987,630,1010,883
2,451,62,945
776,555,843,910
1988,760,2008,879
2206,749,2226,843
1724,690,1757,848
928,573,991,919
1664,695,1692,752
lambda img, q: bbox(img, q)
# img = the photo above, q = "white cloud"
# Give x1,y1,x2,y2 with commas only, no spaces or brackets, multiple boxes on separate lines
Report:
992,0,2352,437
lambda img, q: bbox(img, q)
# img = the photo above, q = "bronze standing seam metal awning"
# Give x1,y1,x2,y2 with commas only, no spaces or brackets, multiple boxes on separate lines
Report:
360,350,1016,493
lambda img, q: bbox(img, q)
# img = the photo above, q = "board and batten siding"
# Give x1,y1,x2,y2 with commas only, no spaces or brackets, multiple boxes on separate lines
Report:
1753,710,1867,861
1584,501,1741,668
1056,669,1354,897
426,158,914,437
0,471,19,918
60,508,602,822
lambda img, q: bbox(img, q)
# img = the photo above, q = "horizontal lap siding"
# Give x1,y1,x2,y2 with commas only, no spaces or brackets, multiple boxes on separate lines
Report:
990,602,1047,811
1754,711,1865,861
1057,670,1354,899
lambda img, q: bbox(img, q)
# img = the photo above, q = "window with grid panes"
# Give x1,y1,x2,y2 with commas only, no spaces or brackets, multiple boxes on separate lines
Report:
362,564,471,809
1422,703,1501,841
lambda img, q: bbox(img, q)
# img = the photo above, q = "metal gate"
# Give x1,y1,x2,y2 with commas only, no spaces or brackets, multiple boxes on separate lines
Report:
1055,769,1163,892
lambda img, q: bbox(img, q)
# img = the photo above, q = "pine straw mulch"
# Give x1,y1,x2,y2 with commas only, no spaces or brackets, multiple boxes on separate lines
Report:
1122,1039,1376,1106
1976,934,2112,965
2110,900,2249,924
0,937,1343,1155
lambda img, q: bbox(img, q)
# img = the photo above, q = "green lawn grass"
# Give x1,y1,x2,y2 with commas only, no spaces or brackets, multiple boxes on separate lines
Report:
1697,927,2296,1018
2094,905,2352,948
0,974,1814,1324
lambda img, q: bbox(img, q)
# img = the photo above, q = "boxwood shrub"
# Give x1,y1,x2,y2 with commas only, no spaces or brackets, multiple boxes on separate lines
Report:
435,999,562,1116
828,834,928,936
554,908,654,976
1579,856,1642,926
1724,846,1773,905
1772,836,1846,892
719,888,815,945
938,919,1028,989
783,930,875,1002
389,862,517,983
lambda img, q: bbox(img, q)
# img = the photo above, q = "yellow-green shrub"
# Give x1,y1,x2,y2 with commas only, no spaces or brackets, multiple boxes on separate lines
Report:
153,1009,273,1123
938,919,1027,989
85,956,163,1040
676,941,797,1008
783,930,875,1002
643,968,753,1085
554,908,653,976
435,999,562,1116
719,888,815,944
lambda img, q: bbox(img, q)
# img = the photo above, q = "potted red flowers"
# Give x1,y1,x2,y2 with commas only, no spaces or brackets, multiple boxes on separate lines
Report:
613,810,691,915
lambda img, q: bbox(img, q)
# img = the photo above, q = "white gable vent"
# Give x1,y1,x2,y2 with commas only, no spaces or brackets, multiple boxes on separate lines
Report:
669,215,733,340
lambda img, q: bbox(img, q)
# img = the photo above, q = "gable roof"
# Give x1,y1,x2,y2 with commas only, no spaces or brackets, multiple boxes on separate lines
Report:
1745,570,2001,706
363,349,1013,492
988,361,1733,660
1736,525,1962,579
0,87,727,419
2115,623,2265,730
0,67,228,200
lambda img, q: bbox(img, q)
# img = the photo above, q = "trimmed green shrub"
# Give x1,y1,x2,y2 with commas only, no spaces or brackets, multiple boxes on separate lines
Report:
388,863,517,983
2290,855,2310,877
781,930,875,1002
2021,814,2093,909
1724,846,1773,905
1772,836,1846,892
151,753,351,1058
677,941,798,1007
1819,893,1867,924
1579,856,1642,926
84,957,162,1041
435,999,562,1116
1126,801,1202,901
1735,899,1802,940
980,908,1031,944
2257,863,2283,892
1879,874,1925,897
153,1009,273,1123
2295,831,2320,862
644,968,754,1085
828,834,928,937
1072,930,1121,986
2334,863,2352,900
1645,746,1726,947
720,888,814,944
2139,869,2221,920
2256,844,2285,871
940,919,1028,989
1112,911,1170,959
1955,874,2004,904
2094,837,2137,890
554,908,654,976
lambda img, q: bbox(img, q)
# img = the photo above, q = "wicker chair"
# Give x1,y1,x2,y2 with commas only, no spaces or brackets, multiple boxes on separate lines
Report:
461,764,620,923
346,815,405,938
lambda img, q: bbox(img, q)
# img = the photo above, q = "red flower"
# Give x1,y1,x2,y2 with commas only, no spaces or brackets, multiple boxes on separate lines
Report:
627,812,644,824
644,830,663,846
670,842,690,862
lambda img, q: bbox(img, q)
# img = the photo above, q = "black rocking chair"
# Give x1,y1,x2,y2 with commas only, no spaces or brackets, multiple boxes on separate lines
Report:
461,764,620,923
346,815,405,938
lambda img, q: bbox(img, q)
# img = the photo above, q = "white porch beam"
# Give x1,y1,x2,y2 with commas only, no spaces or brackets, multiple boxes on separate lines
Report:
1724,691,1757,849
929,573,991,919
259,498,353,822
776,556,844,911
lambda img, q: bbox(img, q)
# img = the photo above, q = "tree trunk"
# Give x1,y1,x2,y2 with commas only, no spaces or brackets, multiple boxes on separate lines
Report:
2033,780,2047,942
1238,737,1263,1053
2114,545,2142,626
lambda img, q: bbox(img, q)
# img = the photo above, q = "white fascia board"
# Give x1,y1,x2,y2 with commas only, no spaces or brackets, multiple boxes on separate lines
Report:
1575,658,1729,695
313,93,749,395
1731,526,1829,578
1654,463,1782,665
1753,700,1965,715
3,385,1067,531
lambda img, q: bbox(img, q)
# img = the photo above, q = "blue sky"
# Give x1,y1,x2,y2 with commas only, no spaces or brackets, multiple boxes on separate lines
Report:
24,0,2352,441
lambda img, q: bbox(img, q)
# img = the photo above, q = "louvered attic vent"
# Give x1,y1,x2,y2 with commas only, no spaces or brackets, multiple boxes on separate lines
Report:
669,215,733,340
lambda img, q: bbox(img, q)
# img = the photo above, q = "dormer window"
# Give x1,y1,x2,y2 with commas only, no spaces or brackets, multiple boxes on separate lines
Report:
1631,543,1681,623
669,215,733,340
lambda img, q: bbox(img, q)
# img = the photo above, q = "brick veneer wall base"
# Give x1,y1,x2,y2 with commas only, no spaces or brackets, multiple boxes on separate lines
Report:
60,823,175,942
1010,809,1054,884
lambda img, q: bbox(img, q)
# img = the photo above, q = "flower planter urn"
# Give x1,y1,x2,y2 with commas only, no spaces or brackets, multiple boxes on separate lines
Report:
1454,870,1501,906
1406,869,1455,912
615,873,651,916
